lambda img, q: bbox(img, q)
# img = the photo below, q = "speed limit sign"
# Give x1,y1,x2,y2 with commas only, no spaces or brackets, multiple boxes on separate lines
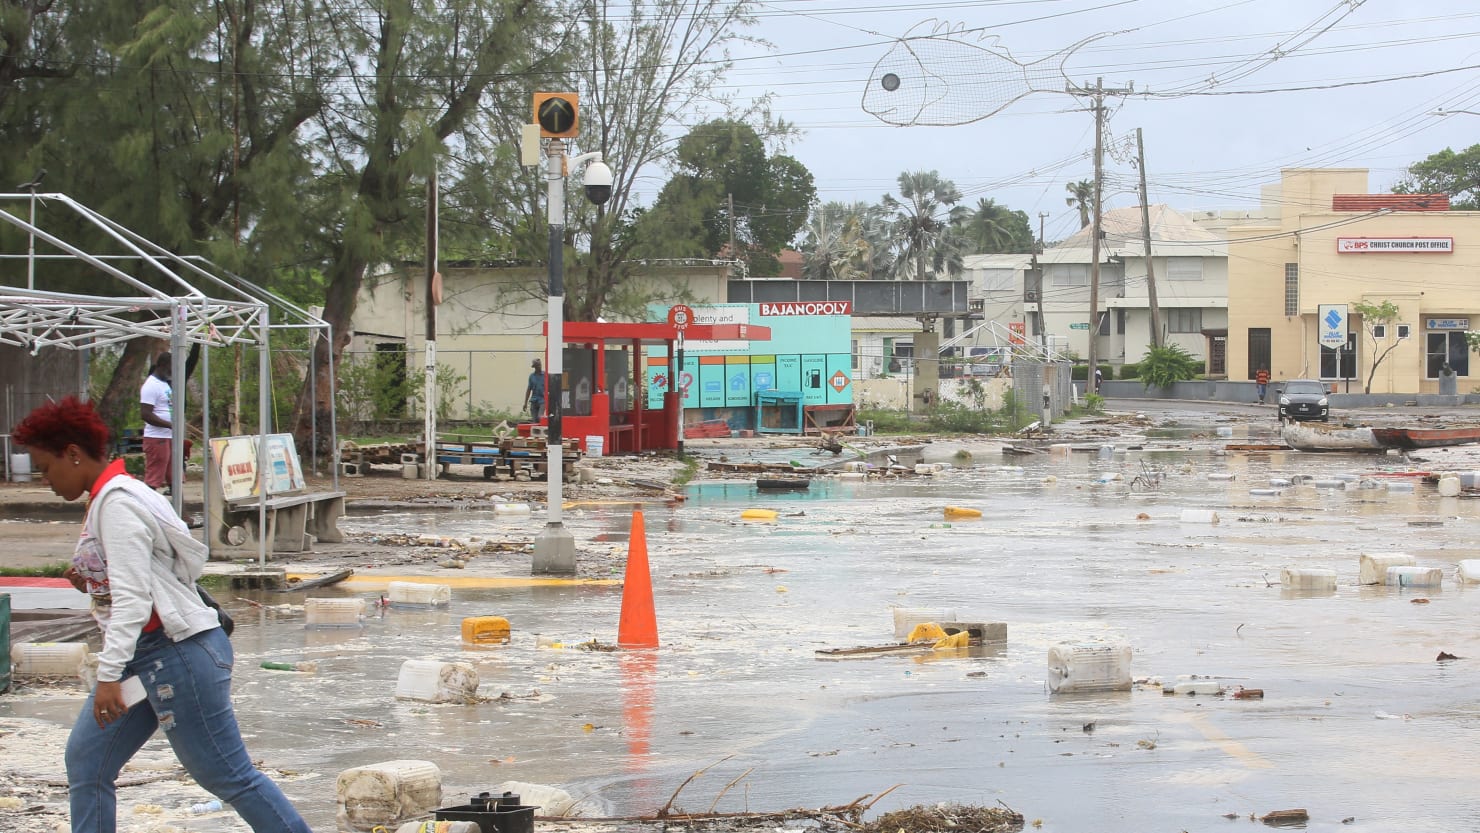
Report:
668,304,694,331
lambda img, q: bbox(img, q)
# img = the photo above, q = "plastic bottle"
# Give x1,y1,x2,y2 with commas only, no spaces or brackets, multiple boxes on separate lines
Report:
189,799,223,815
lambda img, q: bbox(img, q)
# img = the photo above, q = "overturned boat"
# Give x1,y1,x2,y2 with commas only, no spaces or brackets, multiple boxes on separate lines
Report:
1280,421,1381,452
1371,426,1480,449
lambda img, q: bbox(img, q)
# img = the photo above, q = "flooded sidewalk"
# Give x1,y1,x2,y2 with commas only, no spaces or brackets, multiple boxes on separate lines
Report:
6,406,1480,832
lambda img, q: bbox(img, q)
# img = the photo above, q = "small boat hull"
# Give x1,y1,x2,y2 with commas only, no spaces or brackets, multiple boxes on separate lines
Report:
1371,427,1480,449
756,478,811,491
1280,422,1380,452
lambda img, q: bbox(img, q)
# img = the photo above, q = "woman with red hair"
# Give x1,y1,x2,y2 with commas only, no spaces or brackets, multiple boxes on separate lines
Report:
14,396,310,833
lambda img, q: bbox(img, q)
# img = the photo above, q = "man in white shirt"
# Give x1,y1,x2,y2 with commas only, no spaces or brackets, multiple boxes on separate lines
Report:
139,354,176,492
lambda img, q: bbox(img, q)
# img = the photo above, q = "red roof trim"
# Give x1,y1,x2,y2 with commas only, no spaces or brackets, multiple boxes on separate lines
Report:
1332,194,1449,211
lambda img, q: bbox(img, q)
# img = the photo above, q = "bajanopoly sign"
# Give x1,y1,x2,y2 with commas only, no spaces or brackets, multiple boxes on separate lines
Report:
1336,237,1453,253
757,300,852,316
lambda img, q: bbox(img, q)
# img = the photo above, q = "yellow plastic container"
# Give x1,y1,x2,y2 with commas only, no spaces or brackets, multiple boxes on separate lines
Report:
943,506,982,519
741,508,778,521
461,616,511,645
906,623,947,643
933,631,970,649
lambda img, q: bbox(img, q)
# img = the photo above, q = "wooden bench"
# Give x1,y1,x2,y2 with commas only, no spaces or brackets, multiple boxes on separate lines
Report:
206,433,345,558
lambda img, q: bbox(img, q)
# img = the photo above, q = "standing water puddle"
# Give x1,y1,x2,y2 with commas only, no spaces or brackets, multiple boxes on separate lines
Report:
6,443,1480,832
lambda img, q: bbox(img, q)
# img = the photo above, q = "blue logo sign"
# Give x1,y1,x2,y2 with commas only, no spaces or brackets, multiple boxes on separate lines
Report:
1324,308,1342,330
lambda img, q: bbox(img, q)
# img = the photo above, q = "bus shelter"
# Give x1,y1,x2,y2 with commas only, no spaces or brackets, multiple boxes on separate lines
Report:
533,321,771,453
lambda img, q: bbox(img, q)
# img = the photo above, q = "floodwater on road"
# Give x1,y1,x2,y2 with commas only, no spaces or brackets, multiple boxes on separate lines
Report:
10,428,1480,833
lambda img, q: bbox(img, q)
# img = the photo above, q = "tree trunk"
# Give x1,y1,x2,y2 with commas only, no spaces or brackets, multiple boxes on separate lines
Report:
291,249,366,459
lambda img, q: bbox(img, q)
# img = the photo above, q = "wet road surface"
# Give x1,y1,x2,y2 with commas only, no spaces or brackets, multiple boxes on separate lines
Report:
8,411,1480,832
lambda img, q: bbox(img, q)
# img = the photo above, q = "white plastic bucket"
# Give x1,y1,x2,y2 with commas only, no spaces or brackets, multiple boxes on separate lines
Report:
891,607,958,640
9,452,31,482
1458,560,1480,583
1047,643,1133,693
336,759,443,831
585,435,604,457
1281,568,1337,591
1385,566,1443,588
1360,553,1415,585
13,642,88,677
305,597,365,627
394,659,479,703
388,581,451,608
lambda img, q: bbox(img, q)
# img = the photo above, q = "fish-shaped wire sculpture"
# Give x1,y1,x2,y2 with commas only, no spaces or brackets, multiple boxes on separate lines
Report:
862,21,1118,127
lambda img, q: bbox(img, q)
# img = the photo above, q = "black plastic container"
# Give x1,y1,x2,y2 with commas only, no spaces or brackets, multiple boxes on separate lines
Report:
436,792,536,833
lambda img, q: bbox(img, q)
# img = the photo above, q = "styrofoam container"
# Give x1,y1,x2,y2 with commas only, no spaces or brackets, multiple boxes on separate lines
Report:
891,607,958,640
494,503,531,515
388,581,451,608
306,597,366,627
1438,477,1462,497
1172,678,1223,696
1386,566,1444,588
1281,568,1337,591
1360,553,1415,585
1207,473,1236,481
1179,509,1219,524
394,659,479,703
13,642,89,677
1047,642,1132,693
1458,560,1480,583
336,760,443,831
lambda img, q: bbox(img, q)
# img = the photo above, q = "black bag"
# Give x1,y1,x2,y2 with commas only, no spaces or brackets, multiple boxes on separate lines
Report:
196,585,234,637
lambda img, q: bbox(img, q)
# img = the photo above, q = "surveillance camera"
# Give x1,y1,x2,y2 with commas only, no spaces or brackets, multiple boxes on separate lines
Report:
583,161,613,206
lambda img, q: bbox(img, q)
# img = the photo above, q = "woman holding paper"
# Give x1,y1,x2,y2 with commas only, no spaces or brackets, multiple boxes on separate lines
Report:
13,396,309,833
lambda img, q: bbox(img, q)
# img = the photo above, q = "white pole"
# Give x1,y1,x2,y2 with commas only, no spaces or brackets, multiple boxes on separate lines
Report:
532,139,575,573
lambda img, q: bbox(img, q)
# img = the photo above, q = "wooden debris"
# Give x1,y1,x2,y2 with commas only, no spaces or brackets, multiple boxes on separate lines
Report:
1261,808,1309,827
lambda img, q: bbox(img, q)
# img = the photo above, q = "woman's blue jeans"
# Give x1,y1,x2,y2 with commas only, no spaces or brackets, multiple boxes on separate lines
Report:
66,627,311,833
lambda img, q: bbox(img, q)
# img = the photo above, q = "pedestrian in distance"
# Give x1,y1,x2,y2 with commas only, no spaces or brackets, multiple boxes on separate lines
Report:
139,350,196,496
524,358,546,419
12,396,312,833
1255,366,1270,404
1093,366,1103,393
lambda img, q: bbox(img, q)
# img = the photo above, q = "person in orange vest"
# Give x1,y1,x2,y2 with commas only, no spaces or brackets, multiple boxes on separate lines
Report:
1255,367,1270,404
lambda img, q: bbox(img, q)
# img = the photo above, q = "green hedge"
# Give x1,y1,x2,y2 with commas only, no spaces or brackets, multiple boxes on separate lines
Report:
1071,364,1113,381
1119,362,1140,380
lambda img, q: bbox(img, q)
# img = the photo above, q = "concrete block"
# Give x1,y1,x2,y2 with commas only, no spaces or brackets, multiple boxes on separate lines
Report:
228,568,288,590
400,453,419,465
339,461,362,477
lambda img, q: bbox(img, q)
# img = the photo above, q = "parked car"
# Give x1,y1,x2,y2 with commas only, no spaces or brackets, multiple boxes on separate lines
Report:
1277,379,1330,422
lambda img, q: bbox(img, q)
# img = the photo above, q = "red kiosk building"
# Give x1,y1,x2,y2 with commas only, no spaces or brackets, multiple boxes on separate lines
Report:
528,320,771,454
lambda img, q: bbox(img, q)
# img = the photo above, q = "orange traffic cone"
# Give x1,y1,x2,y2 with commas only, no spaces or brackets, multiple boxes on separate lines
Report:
617,509,659,647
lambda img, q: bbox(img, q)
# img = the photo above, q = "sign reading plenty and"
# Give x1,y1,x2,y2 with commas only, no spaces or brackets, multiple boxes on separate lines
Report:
1318,304,1348,349
1336,237,1453,253
757,301,852,316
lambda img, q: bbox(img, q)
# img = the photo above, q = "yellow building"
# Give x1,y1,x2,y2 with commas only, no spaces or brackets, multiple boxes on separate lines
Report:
1228,169,1480,394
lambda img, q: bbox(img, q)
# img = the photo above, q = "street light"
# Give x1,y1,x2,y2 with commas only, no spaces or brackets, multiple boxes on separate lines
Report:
531,93,611,574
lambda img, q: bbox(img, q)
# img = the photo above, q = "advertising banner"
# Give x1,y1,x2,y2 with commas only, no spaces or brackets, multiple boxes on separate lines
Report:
1318,304,1348,349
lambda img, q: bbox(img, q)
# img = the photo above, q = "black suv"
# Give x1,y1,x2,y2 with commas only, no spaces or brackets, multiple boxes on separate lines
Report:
1278,379,1330,422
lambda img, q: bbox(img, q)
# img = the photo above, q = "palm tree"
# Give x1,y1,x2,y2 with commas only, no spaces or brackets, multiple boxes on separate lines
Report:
884,171,967,280
1065,180,1095,230
962,198,1035,253
801,201,885,280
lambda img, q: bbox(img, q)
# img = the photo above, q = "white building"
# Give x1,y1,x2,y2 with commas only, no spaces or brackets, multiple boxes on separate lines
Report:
1040,205,1228,373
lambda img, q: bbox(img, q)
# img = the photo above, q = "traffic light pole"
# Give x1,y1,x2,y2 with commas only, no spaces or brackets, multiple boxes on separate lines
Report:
532,138,576,573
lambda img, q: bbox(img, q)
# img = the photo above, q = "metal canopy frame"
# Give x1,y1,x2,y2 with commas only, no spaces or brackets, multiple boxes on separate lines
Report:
0,192,339,565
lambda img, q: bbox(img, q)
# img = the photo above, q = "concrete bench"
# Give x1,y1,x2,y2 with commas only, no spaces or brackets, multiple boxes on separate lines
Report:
216,490,346,554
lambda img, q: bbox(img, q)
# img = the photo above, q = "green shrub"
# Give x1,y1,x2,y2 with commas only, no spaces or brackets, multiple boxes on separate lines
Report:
1119,362,1140,380
1138,344,1203,389
1071,363,1113,381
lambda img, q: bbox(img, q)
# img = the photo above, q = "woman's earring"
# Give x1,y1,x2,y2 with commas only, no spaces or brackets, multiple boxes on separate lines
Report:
73,459,80,466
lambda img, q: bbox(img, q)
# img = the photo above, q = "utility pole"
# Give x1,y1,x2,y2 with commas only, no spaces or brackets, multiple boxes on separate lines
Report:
1088,78,1104,385
1037,212,1048,248
424,169,439,480
1136,128,1163,349
728,192,736,257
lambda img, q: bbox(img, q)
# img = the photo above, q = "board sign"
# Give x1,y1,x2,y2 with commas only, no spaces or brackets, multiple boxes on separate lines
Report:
757,301,852,316
1318,304,1348,349
1427,318,1470,330
1337,237,1453,253
667,304,694,331
1069,322,1089,331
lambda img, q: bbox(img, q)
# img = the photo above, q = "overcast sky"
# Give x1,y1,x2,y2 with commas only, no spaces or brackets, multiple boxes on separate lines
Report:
691,0,1480,242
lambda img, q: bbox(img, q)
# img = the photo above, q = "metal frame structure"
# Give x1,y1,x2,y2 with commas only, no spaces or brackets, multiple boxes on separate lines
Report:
0,192,337,564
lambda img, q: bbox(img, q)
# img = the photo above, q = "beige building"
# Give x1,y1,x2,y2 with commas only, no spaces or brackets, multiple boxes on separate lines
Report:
348,262,729,419
1227,169,1479,394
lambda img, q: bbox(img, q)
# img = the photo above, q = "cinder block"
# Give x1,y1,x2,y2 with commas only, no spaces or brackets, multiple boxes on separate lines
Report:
400,453,419,465
339,462,362,477
941,621,1007,643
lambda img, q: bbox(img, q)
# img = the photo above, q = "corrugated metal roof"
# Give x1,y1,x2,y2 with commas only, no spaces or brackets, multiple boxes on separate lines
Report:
1331,194,1449,211
1058,205,1223,248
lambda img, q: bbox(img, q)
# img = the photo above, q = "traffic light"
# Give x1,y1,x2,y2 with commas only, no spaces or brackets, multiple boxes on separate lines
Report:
533,92,579,138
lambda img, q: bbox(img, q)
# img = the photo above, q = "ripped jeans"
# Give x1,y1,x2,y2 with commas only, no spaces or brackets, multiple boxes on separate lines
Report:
66,627,311,833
